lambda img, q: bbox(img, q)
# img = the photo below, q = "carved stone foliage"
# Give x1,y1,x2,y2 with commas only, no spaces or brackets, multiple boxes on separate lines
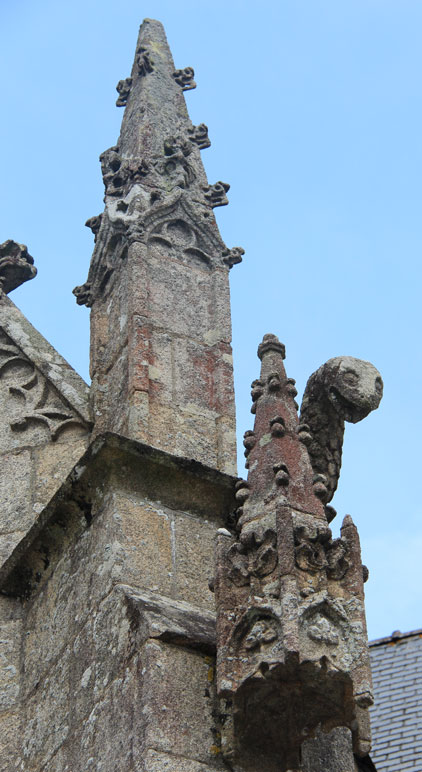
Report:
0,240,37,295
222,246,244,268
203,181,230,208
241,615,279,652
173,67,196,91
187,123,211,149
0,329,89,442
100,146,150,197
72,282,93,308
306,609,341,646
115,77,132,107
294,523,350,580
137,46,154,75
226,529,278,587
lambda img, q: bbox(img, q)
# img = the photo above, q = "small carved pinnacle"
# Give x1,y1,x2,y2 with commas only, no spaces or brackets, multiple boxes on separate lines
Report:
257,334,286,361
0,240,37,295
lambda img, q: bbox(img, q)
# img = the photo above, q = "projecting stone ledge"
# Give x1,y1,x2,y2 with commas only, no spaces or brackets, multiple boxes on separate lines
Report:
0,431,237,599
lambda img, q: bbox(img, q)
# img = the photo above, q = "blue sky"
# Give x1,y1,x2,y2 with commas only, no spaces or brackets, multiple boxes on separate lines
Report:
1,0,421,640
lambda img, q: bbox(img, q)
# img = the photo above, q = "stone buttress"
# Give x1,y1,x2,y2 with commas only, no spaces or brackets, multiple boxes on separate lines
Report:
214,334,373,771
74,18,240,475
0,20,241,772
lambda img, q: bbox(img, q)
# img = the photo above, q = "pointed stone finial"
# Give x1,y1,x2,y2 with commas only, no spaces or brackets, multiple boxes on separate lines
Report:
74,19,238,473
0,240,37,295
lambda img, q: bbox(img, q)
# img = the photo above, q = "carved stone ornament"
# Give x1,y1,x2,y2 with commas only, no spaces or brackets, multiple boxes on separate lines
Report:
72,282,93,308
85,215,102,242
226,529,278,587
148,217,213,268
203,181,230,208
173,67,196,91
294,522,351,579
0,329,89,440
115,77,132,107
154,136,195,190
100,146,150,197
0,240,37,295
137,46,154,76
215,334,374,765
299,356,384,512
187,123,211,149
222,246,244,268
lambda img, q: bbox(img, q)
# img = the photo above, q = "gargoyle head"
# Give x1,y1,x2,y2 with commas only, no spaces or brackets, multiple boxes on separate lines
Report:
324,356,383,423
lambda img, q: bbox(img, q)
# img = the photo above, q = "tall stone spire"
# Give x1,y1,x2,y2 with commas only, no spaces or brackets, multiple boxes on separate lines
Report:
74,19,240,474
214,335,373,770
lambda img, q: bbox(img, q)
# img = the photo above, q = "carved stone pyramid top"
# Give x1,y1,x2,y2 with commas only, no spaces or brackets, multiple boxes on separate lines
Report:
76,19,239,472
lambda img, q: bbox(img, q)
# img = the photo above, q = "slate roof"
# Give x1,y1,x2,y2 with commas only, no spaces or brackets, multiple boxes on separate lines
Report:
369,629,422,771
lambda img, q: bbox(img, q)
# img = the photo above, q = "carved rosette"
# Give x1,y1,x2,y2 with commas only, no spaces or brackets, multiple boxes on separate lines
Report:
215,335,374,766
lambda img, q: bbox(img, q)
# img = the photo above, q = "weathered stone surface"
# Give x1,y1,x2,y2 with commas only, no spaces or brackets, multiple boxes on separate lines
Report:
32,438,88,513
0,450,32,533
141,641,220,764
110,492,173,595
0,17,384,772
301,726,356,772
143,750,223,771
0,710,20,772
77,19,238,473
173,514,218,610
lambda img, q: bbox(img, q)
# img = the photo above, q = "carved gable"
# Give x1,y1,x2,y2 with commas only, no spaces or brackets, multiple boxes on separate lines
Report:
0,296,91,567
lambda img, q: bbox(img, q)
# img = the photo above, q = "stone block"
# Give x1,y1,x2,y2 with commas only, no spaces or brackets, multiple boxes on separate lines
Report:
22,648,71,770
77,659,138,771
0,616,21,710
127,316,150,393
148,402,218,470
147,253,215,339
110,492,173,595
0,710,20,772
173,513,216,610
301,726,356,772
33,438,88,513
0,449,32,533
141,640,219,765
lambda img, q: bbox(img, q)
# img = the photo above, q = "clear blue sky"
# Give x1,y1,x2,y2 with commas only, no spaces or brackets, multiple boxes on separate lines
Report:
1,0,421,640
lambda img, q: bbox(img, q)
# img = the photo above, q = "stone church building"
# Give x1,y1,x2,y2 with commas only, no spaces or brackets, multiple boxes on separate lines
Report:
0,18,405,772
